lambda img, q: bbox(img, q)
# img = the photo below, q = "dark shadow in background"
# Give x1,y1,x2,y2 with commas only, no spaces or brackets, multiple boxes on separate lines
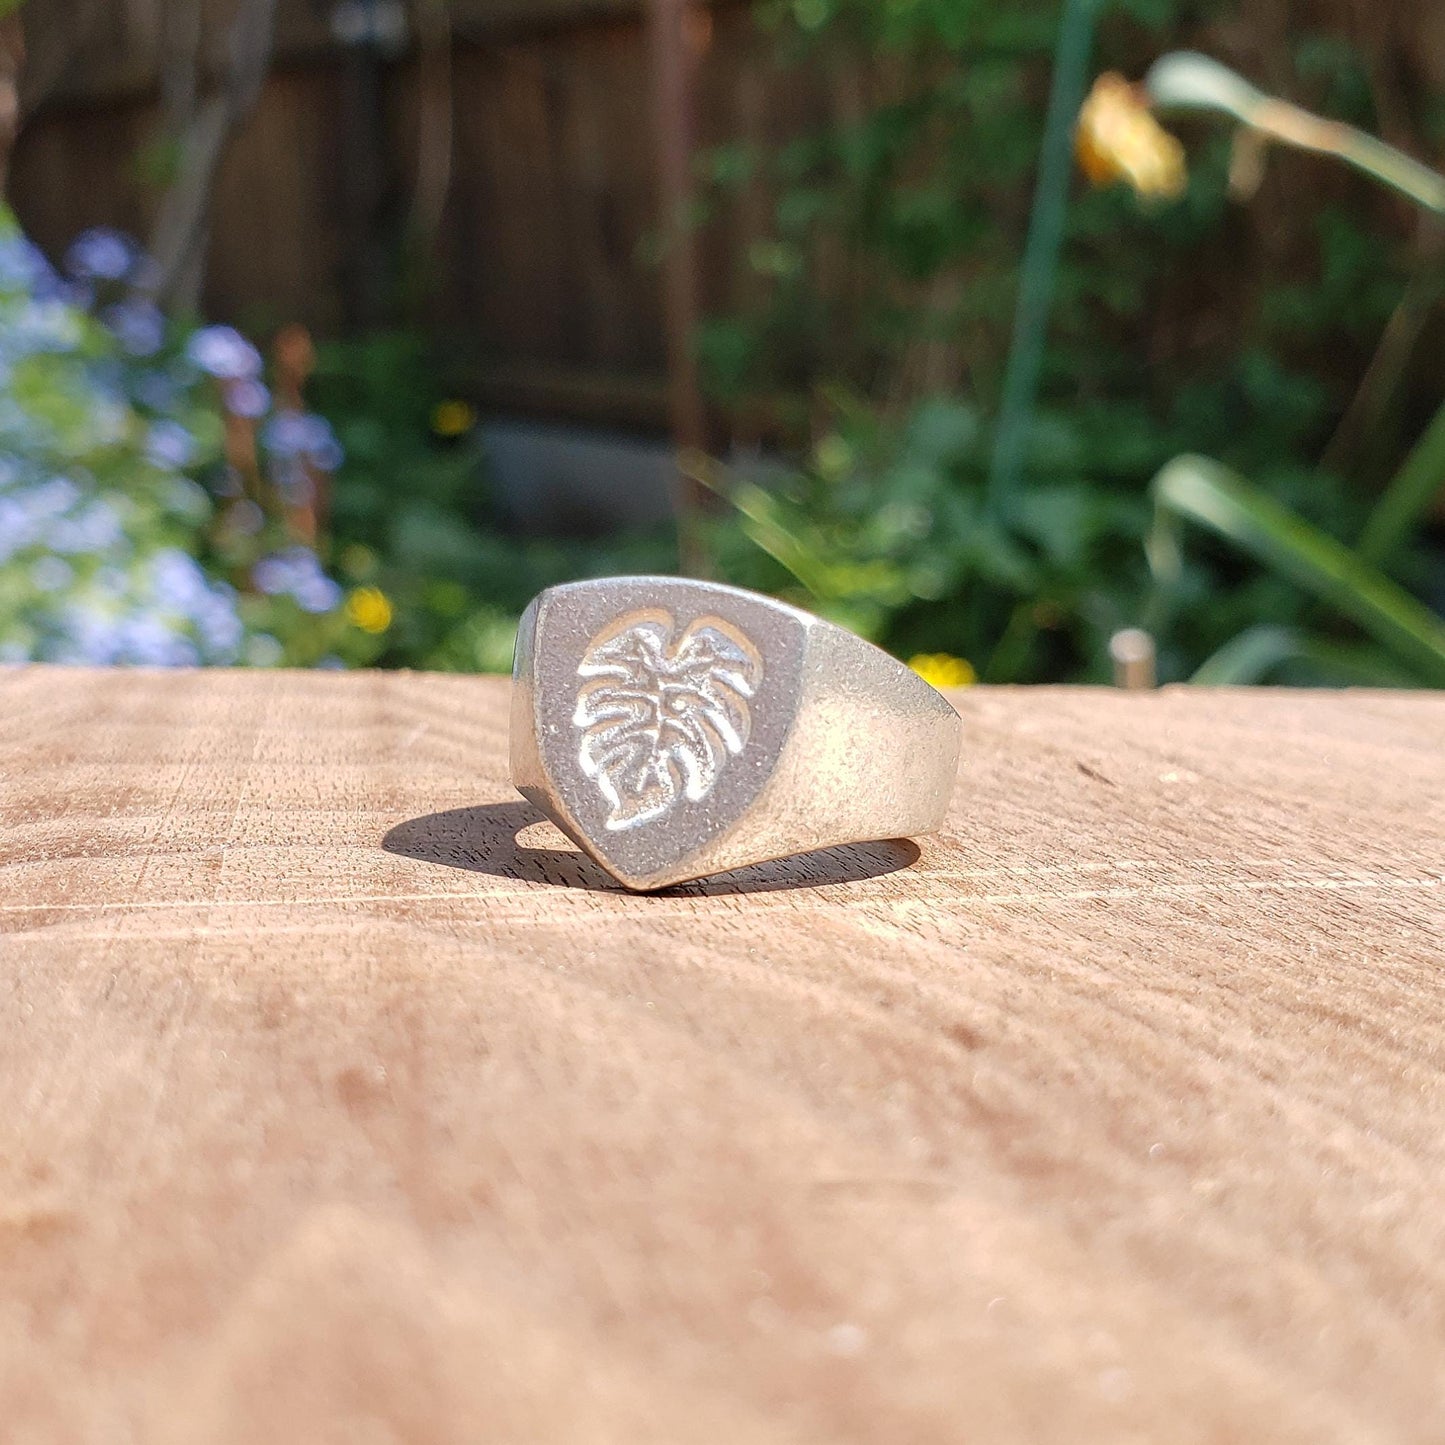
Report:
382,801,919,896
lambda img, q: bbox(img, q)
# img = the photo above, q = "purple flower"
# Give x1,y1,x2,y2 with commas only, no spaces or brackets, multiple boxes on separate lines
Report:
63,227,138,284
10,299,84,354
263,411,332,458
272,466,314,505
102,300,165,357
134,370,181,412
0,235,60,297
30,556,74,592
145,551,245,663
224,499,265,536
50,499,124,555
252,552,301,596
311,436,344,471
194,593,244,660
93,615,199,668
149,549,210,612
251,545,343,614
295,574,343,614
0,498,38,562
186,325,262,381
263,411,344,493
145,420,195,470
24,477,81,520
225,378,271,419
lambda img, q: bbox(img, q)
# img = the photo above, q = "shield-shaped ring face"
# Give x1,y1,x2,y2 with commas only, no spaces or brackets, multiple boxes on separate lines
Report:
511,577,812,891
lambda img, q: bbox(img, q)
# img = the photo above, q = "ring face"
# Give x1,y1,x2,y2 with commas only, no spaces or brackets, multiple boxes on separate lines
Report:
574,609,764,831
511,576,961,891
513,578,809,889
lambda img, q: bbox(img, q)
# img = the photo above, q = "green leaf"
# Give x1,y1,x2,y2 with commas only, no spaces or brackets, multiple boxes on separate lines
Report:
1190,625,1303,684
1152,455,1445,685
1145,52,1445,214
1193,626,1423,686
1358,397,1445,567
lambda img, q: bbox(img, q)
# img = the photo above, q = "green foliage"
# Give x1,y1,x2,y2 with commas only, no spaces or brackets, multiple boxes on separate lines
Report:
0,210,361,668
695,0,1444,683
700,394,1149,682
312,333,675,673
1150,456,1445,685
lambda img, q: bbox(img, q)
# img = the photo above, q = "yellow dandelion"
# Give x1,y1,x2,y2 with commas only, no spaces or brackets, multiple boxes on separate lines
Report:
1076,72,1187,201
346,586,393,635
908,652,977,689
431,400,478,438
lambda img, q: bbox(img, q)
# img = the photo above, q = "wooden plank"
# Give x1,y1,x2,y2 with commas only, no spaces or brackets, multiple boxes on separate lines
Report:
0,666,1442,1441
25,0,745,110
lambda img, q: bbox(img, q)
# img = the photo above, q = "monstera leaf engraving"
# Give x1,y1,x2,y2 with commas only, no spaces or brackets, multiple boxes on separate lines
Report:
573,611,762,830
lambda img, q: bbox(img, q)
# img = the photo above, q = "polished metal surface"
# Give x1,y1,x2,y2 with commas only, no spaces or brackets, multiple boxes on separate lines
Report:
510,576,962,890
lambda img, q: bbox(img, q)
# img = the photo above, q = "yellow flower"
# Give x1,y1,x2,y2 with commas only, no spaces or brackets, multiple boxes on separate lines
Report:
431,400,477,438
1076,72,1187,201
346,586,393,634
908,652,976,689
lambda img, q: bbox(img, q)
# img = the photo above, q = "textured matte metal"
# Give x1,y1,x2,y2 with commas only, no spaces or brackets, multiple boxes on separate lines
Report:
510,576,962,890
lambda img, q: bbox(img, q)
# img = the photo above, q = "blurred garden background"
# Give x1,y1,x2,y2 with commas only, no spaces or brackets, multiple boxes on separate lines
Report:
1,0,1444,685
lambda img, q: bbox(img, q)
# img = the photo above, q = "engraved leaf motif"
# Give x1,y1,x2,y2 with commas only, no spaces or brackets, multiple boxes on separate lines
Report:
573,612,762,831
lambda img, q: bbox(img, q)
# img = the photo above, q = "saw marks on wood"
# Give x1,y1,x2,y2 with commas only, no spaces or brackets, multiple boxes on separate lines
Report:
0,666,1442,1443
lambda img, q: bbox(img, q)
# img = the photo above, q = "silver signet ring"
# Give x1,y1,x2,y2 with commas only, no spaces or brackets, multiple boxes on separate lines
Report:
510,576,962,891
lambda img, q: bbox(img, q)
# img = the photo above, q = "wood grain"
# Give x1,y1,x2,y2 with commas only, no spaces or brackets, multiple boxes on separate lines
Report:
1,666,1442,1443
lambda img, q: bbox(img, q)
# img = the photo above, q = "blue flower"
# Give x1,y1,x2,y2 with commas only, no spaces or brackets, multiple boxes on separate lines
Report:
262,411,344,503
263,411,326,456
145,550,245,663
311,436,344,471
149,548,211,612
31,556,75,592
225,378,271,419
295,574,343,613
145,419,196,470
133,370,181,412
223,498,265,535
113,615,192,667
186,325,263,381
102,300,165,357
49,498,124,555
253,551,302,596
251,545,343,614
24,476,81,520
0,235,60,297
7,299,84,355
0,497,38,562
63,228,138,283
194,593,244,660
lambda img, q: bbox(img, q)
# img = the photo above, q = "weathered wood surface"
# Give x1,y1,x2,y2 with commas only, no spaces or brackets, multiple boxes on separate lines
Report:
1,666,1443,1443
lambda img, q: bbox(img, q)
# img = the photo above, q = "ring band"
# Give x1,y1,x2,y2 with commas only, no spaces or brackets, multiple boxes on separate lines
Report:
510,576,961,890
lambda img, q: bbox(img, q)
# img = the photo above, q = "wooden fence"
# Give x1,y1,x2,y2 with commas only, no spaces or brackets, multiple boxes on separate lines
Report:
8,0,1445,434
8,0,811,431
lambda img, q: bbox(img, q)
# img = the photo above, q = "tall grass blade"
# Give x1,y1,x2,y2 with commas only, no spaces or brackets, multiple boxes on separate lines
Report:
1153,455,1445,685
1190,625,1419,686
1358,398,1445,566
1190,625,1302,684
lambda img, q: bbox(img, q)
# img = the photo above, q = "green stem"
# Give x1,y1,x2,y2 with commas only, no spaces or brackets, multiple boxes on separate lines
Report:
986,0,1102,520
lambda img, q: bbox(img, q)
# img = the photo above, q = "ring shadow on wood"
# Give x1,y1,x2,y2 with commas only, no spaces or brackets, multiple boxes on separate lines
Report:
381,802,920,895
